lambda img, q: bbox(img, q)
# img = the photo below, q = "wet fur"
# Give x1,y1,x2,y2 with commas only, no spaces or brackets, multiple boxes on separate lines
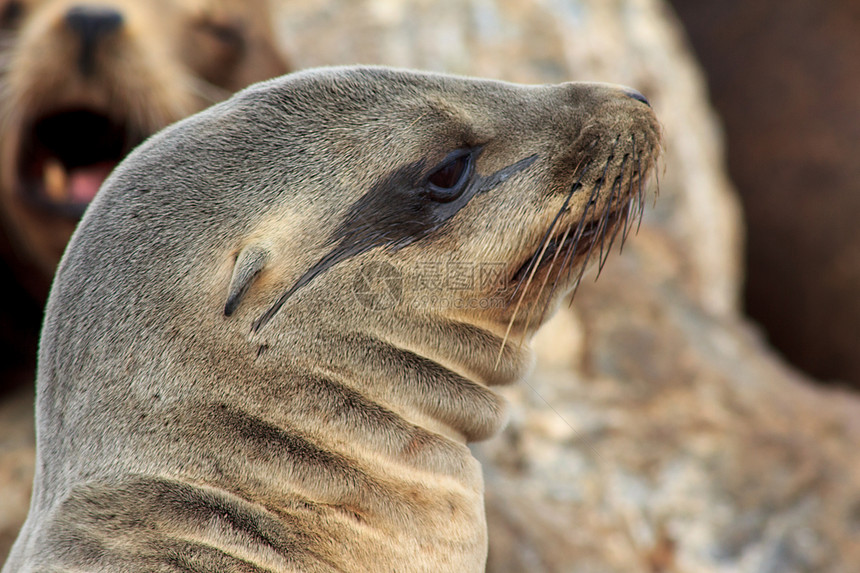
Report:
3,67,660,572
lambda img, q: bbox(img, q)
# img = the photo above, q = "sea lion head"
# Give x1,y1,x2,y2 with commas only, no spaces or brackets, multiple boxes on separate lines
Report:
206,67,661,389
50,66,659,384
41,67,661,450
50,67,660,431
42,63,659,438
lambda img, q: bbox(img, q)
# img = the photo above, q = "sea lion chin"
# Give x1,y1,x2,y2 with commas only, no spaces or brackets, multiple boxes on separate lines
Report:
3,66,660,572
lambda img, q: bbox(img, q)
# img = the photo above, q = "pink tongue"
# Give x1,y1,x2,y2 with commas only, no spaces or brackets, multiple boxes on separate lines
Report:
68,162,115,203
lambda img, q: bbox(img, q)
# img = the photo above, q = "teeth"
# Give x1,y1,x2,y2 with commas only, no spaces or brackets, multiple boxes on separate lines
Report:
44,158,68,202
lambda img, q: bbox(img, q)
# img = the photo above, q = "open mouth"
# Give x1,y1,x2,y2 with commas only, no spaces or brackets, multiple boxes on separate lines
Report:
511,206,627,286
16,109,146,218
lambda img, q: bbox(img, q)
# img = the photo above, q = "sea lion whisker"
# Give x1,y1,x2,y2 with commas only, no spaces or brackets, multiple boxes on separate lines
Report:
620,194,636,252
622,184,638,248
581,222,603,277
569,188,610,300
509,176,579,302
531,223,574,332
593,146,624,276
599,197,627,275
497,228,558,366
496,199,568,369
507,160,589,310
595,209,612,276
596,179,612,264
253,237,377,333
542,168,593,296
548,234,578,309
520,181,579,338
560,171,606,304
620,138,639,249
599,153,634,270
636,156,647,232
563,176,602,281
601,197,628,272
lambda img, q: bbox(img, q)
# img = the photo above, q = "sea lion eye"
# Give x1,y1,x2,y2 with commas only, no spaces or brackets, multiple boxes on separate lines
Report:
426,149,474,202
0,0,23,30
200,20,243,49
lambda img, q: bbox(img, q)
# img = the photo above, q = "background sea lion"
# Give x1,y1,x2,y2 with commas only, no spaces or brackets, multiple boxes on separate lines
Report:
0,0,290,394
0,0,289,283
2,66,659,572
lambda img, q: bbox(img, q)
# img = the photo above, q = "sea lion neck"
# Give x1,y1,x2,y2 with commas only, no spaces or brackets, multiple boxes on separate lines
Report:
252,314,521,447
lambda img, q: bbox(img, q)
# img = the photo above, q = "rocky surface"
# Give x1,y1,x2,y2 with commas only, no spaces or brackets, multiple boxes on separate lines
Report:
482,240,860,571
2,0,858,570
0,386,34,562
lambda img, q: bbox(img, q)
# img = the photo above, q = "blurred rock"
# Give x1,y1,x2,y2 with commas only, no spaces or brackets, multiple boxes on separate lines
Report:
0,386,34,563
481,236,860,571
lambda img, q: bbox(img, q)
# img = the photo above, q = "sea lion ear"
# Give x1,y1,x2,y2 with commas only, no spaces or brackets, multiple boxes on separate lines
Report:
224,244,270,317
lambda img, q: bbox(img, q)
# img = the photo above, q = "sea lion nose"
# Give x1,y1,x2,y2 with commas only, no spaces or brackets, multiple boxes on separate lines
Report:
623,88,651,107
64,5,124,76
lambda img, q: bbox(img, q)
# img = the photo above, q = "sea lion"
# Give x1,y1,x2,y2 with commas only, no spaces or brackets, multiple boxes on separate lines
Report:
3,66,660,572
0,0,289,287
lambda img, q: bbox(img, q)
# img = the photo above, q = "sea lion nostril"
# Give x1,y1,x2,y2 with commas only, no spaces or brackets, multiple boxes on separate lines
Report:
64,5,124,41
624,88,651,107
64,5,124,76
